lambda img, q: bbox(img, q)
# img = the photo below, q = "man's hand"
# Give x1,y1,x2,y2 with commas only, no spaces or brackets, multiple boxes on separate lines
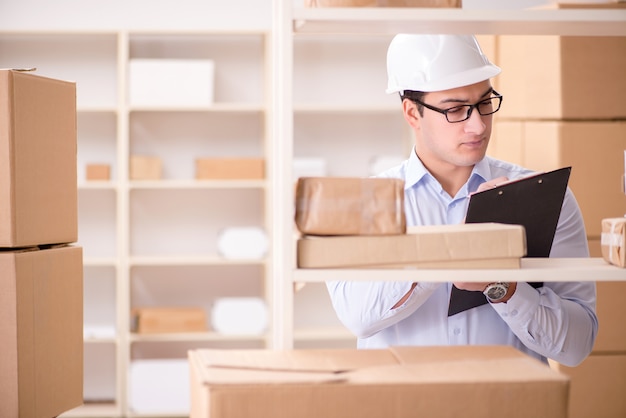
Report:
474,176,509,194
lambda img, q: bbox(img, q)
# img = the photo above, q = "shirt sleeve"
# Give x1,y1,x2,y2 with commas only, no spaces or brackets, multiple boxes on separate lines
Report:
326,280,442,339
491,188,598,367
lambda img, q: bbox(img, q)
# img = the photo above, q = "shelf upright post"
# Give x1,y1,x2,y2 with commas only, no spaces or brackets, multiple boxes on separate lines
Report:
271,0,295,350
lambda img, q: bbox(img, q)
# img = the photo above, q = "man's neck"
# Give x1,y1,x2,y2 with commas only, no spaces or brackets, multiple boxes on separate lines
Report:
416,153,473,198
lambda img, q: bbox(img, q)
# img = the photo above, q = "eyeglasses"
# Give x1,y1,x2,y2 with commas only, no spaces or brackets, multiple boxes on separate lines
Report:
411,90,503,123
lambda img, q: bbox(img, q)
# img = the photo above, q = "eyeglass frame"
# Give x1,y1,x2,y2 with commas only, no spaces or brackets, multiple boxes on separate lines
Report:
409,90,503,123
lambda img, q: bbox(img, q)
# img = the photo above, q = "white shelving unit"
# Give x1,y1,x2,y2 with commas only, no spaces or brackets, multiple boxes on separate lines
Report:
1,28,273,418
2,2,626,417
270,3,626,351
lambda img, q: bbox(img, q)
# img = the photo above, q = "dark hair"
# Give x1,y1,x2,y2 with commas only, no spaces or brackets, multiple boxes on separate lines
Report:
400,90,426,117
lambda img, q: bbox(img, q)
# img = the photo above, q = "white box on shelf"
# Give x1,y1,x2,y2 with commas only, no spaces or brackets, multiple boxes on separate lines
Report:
217,227,268,260
128,59,215,107
129,359,190,415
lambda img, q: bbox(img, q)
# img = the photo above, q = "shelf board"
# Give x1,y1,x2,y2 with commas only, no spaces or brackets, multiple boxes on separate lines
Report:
129,331,267,342
129,103,265,113
292,8,626,36
294,258,626,283
294,103,399,113
79,182,117,191
129,179,268,190
294,326,355,341
130,255,267,266
59,402,120,418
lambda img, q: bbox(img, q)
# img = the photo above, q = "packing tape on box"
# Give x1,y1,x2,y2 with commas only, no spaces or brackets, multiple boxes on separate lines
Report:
601,218,625,266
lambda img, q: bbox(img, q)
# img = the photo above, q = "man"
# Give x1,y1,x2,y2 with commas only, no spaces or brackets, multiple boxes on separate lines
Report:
326,34,597,367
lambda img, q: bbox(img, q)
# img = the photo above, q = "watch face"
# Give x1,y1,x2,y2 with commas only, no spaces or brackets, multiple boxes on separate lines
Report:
486,284,507,301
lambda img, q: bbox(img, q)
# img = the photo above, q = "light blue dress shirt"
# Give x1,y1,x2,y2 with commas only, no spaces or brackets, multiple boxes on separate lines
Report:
327,150,598,367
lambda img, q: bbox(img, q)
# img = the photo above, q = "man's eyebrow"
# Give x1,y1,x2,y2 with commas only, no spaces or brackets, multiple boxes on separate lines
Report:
439,87,494,104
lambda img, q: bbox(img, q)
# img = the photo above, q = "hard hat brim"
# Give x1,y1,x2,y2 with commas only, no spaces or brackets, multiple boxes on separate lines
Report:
386,64,501,95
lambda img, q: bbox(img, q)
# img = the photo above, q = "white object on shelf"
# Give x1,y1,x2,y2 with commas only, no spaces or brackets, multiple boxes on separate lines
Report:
217,227,269,259
129,359,190,414
211,297,268,335
128,59,215,106
83,325,116,339
293,157,328,179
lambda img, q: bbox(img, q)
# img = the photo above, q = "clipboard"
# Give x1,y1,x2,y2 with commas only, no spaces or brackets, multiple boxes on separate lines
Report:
447,166,572,316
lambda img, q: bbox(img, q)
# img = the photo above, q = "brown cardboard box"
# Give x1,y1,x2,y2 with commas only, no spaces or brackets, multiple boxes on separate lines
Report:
553,354,626,418
130,155,162,180
195,157,265,180
86,163,111,181
491,121,626,237
295,177,406,236
304,0,461,7
133,307,207,334
0,69,77,247
189,345,569,418
593,281,626,352
0,245,83,418
497,36,626,119
297,223,526,268
601,217,626,268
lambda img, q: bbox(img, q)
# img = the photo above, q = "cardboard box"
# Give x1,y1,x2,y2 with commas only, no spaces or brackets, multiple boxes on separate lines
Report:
0,245,83,418
0,69,77,247
601,217,626,268
130,155,162,180
189,345,569,418
497,36,626,119
132,307,207,334
553,353,626,418
304,0,460,7
195,157,264,180
295,177,406,236
129,59,215,107
593,281,626,352
297,223,526,268
86,163,111,181
490,120,626,237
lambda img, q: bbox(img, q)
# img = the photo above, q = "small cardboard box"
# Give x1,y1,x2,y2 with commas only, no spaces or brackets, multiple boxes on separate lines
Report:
0,245,83,418
295,177,406,236
86,163,111,181
490,121,626,237
132,307,207,334
195,158,265,180
130,155,162,180
189,345,569,418
0,69,77,247
129,59,215,107
297,223,526,268
552,353,626,418
497,36,626,119
601,217,626,268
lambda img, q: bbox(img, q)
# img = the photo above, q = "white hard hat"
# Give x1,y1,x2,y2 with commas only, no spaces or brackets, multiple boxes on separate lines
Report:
386,34,501,94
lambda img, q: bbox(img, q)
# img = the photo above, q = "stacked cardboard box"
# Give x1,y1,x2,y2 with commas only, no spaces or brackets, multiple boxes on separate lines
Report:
489,37,626,418
294,177,526,268
0,69,83,418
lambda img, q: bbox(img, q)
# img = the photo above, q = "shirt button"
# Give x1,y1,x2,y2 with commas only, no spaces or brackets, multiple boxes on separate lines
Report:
510,310,518,316
453,328,461,335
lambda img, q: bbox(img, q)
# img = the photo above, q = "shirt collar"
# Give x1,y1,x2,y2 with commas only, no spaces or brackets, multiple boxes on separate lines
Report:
404,148,491,193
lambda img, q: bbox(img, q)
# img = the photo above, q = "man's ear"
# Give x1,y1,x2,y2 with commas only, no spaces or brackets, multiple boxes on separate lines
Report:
402,98,421,129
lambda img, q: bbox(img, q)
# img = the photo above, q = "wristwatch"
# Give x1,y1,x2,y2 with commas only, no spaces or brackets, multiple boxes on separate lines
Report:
483,282,510,303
